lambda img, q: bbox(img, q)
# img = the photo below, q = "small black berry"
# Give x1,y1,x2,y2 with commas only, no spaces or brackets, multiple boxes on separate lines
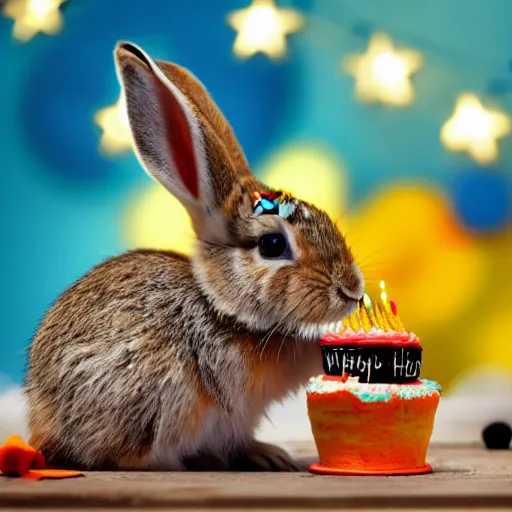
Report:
482,422,512,450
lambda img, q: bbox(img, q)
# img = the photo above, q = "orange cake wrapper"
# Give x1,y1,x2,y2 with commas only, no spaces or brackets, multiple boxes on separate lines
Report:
306,377,441,475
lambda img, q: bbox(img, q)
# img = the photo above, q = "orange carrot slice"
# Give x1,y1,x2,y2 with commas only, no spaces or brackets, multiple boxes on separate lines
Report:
22,469,84,480
0,434,45,476
0,434,83,479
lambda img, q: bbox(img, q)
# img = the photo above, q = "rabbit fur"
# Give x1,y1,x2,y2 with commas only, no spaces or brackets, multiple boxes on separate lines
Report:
24,42,364,471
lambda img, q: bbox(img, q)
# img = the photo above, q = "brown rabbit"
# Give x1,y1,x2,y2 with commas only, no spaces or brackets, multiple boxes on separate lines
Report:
24,42,364,471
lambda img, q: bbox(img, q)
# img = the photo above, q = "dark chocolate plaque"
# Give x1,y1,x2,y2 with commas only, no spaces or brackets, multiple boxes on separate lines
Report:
321,345,422,384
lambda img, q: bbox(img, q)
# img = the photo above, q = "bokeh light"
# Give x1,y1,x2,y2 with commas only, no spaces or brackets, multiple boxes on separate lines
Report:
345,185,485,327
342,32,422,107
227,0,304,60
441,94,511,165
124,184,195,255
459,229,512,376
451,168,511,234
4,0,67,42
469,308,512,369
94,93,133,156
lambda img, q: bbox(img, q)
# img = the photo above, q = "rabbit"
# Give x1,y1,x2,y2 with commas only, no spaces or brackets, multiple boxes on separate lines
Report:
24,42,365,472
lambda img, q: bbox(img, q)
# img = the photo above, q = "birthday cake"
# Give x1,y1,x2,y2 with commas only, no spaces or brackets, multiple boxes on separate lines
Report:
306,283,441,476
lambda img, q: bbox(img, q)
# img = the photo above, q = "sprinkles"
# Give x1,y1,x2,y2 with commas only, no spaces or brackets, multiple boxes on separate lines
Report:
306,376,441,402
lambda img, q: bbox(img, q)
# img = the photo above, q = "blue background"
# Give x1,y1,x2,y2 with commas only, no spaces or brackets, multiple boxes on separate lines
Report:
2,0,512,389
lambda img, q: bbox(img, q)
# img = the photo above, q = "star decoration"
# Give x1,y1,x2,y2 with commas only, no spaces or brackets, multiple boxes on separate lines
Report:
3,0,68,43
227,0,304,60
94,94,133,156
342,32,422,107
441,93,511,165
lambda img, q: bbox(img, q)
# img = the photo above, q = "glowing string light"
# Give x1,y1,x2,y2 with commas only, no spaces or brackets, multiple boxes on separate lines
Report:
94,93,133,156
227,0,304,60
3,0,68,42
342,32,422,107
441,93,511,165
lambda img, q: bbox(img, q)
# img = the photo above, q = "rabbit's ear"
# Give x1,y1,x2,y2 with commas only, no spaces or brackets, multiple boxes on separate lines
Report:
114,42,251,221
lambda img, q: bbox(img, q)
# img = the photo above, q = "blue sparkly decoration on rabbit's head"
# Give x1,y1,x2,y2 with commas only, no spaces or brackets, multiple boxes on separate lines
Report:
252,191,295,219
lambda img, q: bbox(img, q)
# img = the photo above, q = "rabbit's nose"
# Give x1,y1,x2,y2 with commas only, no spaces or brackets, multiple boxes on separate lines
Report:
337,286,361,302
342,263,365,301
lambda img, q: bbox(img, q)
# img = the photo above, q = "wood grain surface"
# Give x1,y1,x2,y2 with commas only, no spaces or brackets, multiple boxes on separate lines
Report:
1,443,511,510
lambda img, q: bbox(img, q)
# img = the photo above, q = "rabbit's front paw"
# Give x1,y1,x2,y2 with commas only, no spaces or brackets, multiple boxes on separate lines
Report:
230,441,300,472
182,452,230,471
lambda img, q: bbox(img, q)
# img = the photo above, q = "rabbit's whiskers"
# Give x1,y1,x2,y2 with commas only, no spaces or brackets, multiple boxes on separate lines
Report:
257,301,302,360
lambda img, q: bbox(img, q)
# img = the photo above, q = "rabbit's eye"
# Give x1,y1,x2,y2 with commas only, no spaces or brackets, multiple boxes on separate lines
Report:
259,233,289,259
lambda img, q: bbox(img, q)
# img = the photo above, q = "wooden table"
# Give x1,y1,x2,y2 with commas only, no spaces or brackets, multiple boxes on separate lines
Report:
1,443,512,510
